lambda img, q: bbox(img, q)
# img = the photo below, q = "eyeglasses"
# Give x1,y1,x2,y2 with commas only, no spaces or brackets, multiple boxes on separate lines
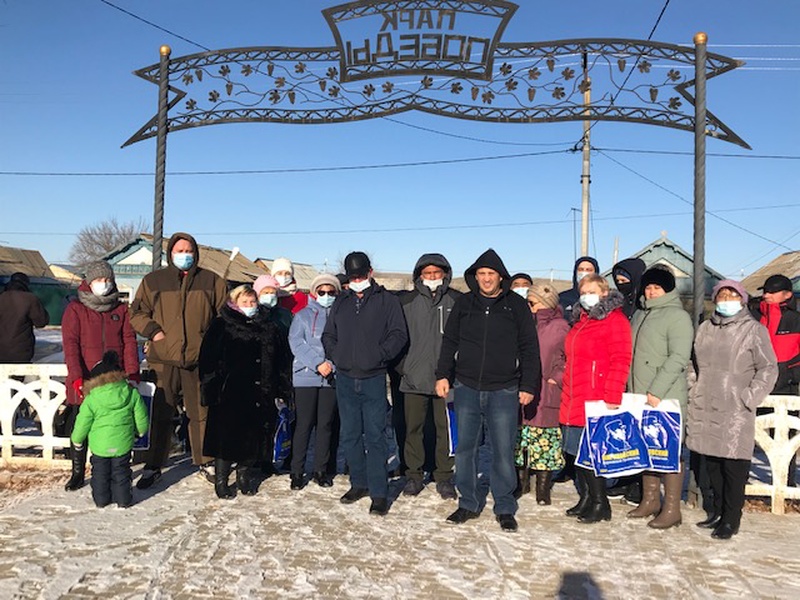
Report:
316,290,337,297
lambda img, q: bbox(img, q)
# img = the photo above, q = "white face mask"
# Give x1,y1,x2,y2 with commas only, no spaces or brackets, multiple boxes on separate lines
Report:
576,271,592,283
91,281,112,297
275,275,292,288
422,278,443,291
512,287,530,299
258,294,278,308
349,279,371,293
579,293,600,310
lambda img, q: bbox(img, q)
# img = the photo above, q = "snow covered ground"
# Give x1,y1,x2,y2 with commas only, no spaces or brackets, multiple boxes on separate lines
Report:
1,459,799,599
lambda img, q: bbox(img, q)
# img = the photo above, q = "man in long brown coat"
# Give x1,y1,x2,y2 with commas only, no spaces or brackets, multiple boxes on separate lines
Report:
130,232,227,488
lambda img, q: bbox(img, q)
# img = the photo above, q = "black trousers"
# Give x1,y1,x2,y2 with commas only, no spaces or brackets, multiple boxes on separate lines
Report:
403,392,454,482
90,453,133,508
704,454,751,529
290,387,338,475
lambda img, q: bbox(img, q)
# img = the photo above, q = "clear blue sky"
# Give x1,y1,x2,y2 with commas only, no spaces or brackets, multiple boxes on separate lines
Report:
1,1,798,279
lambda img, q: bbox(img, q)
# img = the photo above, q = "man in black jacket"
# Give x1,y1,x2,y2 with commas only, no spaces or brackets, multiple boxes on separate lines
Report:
322,251,408,516
0,272,49,363
435,249,541,532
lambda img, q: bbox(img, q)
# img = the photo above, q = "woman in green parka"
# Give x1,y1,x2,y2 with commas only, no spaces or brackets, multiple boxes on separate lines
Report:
626,266,693,529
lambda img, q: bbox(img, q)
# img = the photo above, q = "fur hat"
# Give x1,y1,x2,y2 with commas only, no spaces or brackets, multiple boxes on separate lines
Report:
528,283,559,310
712,279,748,303
271,257,293,277
253,274,280,295
640,266,676,293
84,260,114,283
88,350,122,380
310,273,341,296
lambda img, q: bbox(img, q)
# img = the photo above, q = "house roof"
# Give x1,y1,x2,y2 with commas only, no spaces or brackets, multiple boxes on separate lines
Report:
0,245,55,280
602,236,725,280
104,234,269,283
742,250,800,295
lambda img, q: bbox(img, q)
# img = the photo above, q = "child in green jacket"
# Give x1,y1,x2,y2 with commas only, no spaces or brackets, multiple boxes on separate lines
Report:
71,351,149,508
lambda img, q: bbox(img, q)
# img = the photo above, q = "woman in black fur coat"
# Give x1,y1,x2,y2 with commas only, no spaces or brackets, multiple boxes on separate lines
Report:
199,284,293,498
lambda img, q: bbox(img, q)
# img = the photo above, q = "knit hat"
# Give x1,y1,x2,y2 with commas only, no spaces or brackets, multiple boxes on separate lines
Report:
344,251,371,278
271,257,293,277
759,274,793,294
253,274,280,295
510,272,533,285
528,283,559,310
640,266,676,293
712,279,748,303
336,273,349,287
84,260,114,283
310,273,341,296
88,350,122,379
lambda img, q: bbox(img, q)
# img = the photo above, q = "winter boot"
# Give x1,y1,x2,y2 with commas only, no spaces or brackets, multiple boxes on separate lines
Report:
566,468,591,517
648,470,683,529
578,471,612,524
214,458,235,499
627,472,661,518
237,465,257,496
64,442,87,491
534,470,552,505
514,467,531,499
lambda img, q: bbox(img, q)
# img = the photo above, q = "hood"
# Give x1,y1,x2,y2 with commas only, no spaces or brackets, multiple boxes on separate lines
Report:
572,256,600,288
612,258,646,291
83,370,128,396
575,290,625,321
464,249,511,296
413,253,453,295
167,232,200,268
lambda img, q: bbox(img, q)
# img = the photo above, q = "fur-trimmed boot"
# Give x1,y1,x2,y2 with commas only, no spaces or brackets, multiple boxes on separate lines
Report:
627,472,661,518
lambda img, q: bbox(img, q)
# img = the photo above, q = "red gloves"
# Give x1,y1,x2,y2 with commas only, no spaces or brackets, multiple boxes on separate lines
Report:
72,378,84,401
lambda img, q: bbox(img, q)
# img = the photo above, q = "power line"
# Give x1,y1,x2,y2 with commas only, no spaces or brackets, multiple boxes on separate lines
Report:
596,149,793,251
597,148,800,160
98,0,210,52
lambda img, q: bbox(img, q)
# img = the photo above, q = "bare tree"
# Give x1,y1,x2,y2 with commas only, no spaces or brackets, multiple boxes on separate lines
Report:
69,217,149,267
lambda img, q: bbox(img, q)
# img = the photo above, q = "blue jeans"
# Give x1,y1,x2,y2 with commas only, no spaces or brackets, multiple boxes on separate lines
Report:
337,373,389,499
453,381,519,515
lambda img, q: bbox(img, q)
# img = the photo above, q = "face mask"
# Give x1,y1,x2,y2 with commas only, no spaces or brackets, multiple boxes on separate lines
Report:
513,287,529,299
716,301,743,318
317,294,335,308
616,282,633,297
349,279,371,293
241,305,258,318
576,271,592,283
258,294,277,308
579,293,600,310
275,275,292,288
90,281,112,297
422,278,443,291
172,252,194,271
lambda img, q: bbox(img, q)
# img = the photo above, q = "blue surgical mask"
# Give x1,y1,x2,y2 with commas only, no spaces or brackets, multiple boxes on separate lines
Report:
580,293,600,310
259,293,278,308
241,305,258,318
513,287,530,299
349,279,371,293
716,301,743,317
172,252,194,271
317,294,335,309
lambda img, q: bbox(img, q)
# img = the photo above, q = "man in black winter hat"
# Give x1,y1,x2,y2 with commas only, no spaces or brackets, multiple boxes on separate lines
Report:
323,251,408,516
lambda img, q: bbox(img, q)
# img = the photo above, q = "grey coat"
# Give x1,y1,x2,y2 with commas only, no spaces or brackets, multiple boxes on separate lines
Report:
686,308,778,460
628,290,693,411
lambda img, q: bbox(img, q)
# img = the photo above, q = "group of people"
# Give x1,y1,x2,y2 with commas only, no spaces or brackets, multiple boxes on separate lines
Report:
6,232,797,540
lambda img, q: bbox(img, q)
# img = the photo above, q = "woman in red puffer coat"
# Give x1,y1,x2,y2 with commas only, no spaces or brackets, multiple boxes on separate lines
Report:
61,260,141,492
559,274,632,524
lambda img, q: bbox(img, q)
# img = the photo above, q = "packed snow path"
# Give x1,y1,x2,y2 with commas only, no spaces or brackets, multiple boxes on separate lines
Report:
1,459,799,599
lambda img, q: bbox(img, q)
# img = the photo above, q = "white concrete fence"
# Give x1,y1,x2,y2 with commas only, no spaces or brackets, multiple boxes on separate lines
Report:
2,363,800,514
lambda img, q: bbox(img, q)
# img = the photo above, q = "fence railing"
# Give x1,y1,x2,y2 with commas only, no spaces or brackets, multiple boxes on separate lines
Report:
2,363,800,513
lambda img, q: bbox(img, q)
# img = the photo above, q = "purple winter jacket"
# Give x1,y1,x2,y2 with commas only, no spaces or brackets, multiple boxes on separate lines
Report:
522,306,569,428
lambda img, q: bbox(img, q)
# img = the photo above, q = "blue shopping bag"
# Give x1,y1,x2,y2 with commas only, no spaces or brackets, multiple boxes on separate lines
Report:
576,426,594,470
273,398,295,464
446,399,457,457
583,398,651,477
132,381,155,451
641,399,682,473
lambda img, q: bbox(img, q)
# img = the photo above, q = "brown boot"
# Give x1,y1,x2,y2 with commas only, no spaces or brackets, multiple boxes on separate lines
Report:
627,472,661,518
648,470,683,529
514,467,531,499
534,470,552,505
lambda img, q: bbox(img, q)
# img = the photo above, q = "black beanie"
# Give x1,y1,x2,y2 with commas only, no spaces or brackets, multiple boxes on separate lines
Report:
88,350,123,380
640,267,676,293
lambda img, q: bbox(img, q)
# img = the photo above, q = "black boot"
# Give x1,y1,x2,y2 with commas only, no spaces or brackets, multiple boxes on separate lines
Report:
64,443,87,491
237,465,257,496
579,471,612,524
214,459,235,499
566,468,591,517
534,470,552,505
514,467,531,499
